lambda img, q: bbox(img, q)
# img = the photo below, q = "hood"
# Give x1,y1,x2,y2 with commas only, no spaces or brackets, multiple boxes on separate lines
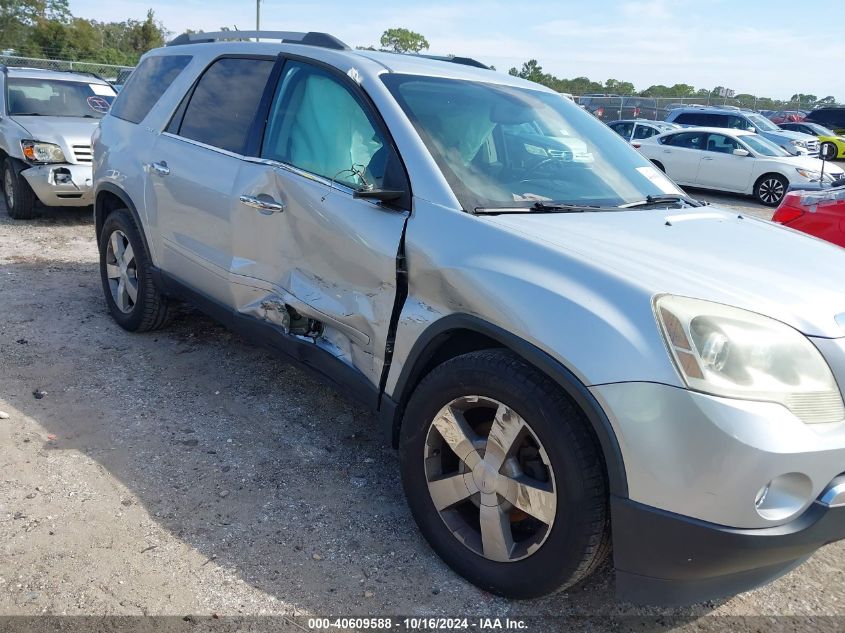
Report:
767,129,815,142
776,154,845,174
11,116,99,147
485,206,845,338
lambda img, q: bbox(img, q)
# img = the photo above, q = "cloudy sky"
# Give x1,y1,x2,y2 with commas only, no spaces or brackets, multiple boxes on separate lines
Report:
67,0,842,100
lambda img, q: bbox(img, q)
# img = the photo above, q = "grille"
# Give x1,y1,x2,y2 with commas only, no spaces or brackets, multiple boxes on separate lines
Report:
73,144,92,163
806,140,820,152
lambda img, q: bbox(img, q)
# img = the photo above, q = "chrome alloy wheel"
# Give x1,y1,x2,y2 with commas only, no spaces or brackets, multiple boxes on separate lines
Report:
4,168,14,209
105,229,138,314
758,177,785,205
424,396,556,562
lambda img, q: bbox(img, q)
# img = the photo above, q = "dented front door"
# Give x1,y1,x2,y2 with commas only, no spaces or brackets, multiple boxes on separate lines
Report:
227,59,409,388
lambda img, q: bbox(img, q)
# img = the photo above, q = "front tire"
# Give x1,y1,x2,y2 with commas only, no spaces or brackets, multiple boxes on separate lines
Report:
820,141,838,160
399,350,610,598
99,208,173,332
2,159,37,219
754,173,788,207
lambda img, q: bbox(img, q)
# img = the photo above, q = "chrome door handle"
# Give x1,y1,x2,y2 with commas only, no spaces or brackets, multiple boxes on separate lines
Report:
148,161,170,176
702,156,714,161
239,194,285,214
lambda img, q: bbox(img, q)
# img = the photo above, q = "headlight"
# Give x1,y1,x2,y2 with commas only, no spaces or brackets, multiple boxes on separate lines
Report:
524,144,549,157
795,167,821,180
654,295,844,424
20,140,66,164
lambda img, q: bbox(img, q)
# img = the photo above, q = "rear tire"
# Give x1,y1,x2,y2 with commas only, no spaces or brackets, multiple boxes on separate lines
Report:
651,160,666,173
754,173,788,207
399,349,610,599
99,208,173,332
2,159,37,219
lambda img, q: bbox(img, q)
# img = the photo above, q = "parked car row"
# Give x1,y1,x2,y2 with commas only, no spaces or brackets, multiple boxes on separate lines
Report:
606,104,845,205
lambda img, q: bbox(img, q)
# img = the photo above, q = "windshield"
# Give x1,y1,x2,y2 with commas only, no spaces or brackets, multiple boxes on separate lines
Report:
747,113,779,132
741,134,791,157
7,78,116,118
381,74,682,210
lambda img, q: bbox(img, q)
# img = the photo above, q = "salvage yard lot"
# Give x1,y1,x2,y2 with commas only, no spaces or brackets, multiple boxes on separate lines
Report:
0,193,843,623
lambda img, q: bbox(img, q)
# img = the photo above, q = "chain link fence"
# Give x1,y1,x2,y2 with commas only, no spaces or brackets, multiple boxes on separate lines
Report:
571,95,841,122
0,54,133,82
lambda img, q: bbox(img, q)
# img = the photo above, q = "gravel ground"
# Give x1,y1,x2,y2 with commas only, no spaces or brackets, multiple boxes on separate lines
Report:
0,191,842,631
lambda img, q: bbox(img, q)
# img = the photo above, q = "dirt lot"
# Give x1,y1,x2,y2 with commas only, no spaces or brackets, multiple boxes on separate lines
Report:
0,191,843,630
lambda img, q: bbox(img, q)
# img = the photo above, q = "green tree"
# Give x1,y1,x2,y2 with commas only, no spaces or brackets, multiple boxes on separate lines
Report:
604,78,635,95
0,0,69,50
379,27,429,53
509,59,546,84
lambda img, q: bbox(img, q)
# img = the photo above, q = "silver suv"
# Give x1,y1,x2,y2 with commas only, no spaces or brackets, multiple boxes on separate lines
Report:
93,31,845,606
1,66,116,218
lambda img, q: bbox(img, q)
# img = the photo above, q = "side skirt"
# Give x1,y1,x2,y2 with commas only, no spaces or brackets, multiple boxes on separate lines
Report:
153,268,380,412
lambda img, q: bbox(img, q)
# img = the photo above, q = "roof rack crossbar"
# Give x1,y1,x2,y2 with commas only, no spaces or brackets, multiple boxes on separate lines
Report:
166,30,350,50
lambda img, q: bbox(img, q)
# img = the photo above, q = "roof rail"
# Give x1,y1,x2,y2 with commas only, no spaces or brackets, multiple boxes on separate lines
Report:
414,54,490,69
166,30,350,50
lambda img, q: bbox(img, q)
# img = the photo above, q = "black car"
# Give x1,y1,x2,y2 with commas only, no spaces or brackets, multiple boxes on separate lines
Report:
805,107,845,135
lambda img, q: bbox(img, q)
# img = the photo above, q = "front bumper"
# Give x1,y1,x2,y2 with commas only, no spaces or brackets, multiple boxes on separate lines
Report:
20,163,93,207
613,494,845,605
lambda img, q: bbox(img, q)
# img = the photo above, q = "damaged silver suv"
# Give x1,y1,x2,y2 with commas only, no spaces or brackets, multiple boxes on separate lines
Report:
93,31,845,605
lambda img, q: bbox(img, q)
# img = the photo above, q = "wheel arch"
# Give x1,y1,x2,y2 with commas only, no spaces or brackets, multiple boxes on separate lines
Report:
95,184,152,257
381,313,628,497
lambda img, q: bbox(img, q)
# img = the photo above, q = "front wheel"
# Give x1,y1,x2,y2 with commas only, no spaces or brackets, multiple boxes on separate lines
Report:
2,159,37,219
399,350,610,598
820,141,839,160
754,174,788,207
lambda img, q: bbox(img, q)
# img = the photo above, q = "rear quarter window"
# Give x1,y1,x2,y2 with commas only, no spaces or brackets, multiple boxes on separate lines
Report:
110,55,192,124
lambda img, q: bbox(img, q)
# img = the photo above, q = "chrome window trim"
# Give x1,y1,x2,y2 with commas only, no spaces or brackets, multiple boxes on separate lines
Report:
241,155,359,197
160,131,245,160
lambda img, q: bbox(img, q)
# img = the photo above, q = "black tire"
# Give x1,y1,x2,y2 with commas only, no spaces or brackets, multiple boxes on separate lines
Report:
651,160,666,173
820,141,838,161
2,159,37,219
98,208,173,332
399,349,610,599
754,173,788,207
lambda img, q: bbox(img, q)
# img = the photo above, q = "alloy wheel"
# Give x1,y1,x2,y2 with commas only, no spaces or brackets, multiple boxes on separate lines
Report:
758,177,785,205
105,229,139,314
4,168,14,209
424,395,556,562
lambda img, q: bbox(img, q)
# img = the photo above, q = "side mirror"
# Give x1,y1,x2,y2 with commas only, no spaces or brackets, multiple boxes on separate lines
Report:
353,188,405,202
746,127,756,132
733,148,750,157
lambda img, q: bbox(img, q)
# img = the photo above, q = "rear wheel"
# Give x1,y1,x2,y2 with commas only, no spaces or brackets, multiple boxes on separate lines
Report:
399,350,610,598
99,208,173,331
754,173,788,207
651,160,666,173
2,159,37,219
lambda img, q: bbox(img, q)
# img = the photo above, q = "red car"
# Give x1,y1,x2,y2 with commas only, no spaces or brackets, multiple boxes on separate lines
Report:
769,110,807,124
772,186,845,247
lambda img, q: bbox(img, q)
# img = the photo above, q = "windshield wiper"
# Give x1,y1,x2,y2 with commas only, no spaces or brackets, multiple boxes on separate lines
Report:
11,112,43,116
619,194,702,209
475,201,609,214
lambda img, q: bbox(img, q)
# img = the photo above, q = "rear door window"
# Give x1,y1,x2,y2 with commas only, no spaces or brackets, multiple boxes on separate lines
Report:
633,124,657,140
674,112,715,126
175,57,275,154
665,132,706,150
110,55,192,124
